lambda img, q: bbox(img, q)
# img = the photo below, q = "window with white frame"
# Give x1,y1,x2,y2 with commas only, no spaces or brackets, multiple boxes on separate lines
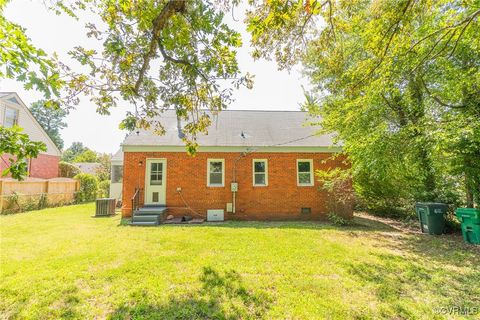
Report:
4,107,19,127
253,159,268,186
297,159,314,186
207,159,224,186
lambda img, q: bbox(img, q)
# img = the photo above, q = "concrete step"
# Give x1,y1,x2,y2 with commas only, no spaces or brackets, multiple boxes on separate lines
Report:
132,215,161,223
135,207,167,215
142,204,167,209
130,221,158,226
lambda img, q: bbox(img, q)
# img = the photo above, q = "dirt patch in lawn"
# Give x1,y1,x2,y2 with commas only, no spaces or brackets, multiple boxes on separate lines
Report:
354,212,480,254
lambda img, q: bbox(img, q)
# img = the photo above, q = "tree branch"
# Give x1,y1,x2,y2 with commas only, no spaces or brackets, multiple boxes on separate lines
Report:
134,0,186,95
354,0,414,87
157,40,209,82
407,9,480,54
448,9,479,58
420,77,467,109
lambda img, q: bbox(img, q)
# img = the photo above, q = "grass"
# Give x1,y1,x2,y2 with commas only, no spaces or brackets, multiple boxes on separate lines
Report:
1,204,479,319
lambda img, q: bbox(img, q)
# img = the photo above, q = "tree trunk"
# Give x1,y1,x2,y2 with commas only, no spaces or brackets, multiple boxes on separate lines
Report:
465,172,474,208
419,146,436,200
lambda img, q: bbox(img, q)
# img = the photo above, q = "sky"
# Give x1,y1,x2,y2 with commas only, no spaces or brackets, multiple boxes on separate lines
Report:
0,1,310,154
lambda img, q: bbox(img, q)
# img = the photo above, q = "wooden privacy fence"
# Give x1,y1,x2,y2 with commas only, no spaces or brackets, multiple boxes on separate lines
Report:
0,178,79,213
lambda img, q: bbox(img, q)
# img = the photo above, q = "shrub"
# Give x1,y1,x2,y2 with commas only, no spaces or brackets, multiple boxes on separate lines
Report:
59,161,81,178
98,180,110,198
38,193,48,210
444,212,461,233
22,197,38,212
327,212,351,226
316,165,355,219
74,173,98,203
2,192,20,214
1,193,51,214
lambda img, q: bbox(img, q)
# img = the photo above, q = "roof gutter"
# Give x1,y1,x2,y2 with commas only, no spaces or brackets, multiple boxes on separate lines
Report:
121,145,343,153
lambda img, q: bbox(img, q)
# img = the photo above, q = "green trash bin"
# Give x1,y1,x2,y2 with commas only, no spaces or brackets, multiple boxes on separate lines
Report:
415,203,447,235
455,208,480,245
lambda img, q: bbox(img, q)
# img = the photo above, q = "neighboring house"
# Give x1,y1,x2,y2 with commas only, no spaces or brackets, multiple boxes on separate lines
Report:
0,92,61,179
74,162,101,175
121,110,352,222
109,149,123,200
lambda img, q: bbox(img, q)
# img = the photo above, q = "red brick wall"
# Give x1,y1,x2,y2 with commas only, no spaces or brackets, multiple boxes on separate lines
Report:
0,154,12,174
29,154,59,179
122,151,352,220
1,153,59,179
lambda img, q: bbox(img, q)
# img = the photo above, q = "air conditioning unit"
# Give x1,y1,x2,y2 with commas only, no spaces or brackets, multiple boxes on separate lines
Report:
95,198,116,216
207,209,224,222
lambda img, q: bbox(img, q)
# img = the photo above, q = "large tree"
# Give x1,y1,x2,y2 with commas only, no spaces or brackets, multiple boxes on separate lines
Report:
57,0,253,153
0,0,251,178
246,0,480,209
29,100,67,150
61,142,89,162
72,150,98,163
2,0,479,209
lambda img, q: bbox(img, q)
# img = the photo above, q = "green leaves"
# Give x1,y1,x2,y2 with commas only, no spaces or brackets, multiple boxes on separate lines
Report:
249,0,480,209
0,126,47,180
54,0,251,154
0,1,64,101
29,100,68,150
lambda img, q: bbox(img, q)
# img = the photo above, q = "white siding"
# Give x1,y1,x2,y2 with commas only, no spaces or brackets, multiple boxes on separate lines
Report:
109,154,123,200
0,93,61,156
109,182,122,200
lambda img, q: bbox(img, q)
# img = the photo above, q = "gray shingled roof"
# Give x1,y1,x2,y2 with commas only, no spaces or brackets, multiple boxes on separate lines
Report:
112,149,124,162
123,110,337,147
73,162,101,175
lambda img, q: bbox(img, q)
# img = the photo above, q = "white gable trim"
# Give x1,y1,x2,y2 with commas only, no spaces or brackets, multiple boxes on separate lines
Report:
0,93,62,156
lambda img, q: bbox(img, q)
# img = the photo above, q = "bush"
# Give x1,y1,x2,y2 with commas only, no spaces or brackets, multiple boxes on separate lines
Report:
444,211,461,233
1,193,54,215
98,180,110,198
74,173,98,203
327,212,351,226
59,161,81,178
316,166,355,219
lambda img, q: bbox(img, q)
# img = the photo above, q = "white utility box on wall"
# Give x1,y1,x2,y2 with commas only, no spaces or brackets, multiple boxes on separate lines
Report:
207,209,225,222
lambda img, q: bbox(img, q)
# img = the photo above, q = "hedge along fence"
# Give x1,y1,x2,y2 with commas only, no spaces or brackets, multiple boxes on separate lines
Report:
0,178,79,214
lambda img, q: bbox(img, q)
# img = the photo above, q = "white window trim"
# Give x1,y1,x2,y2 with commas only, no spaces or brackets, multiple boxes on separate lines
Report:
207,159,225,187
297,159,314,187
4,106,19,127
252,159,268,186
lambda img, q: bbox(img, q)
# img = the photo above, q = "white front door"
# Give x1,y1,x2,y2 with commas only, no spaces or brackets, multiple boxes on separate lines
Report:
144,159,166,205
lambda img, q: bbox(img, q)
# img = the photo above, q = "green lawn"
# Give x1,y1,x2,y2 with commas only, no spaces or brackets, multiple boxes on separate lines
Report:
1,204,479,319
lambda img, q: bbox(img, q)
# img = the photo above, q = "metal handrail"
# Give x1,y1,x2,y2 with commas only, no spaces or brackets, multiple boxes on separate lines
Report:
131,188,141,218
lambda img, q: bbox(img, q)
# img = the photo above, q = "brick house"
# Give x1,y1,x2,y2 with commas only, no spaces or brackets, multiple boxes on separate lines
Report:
0,92,61,179
121,110,351,224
